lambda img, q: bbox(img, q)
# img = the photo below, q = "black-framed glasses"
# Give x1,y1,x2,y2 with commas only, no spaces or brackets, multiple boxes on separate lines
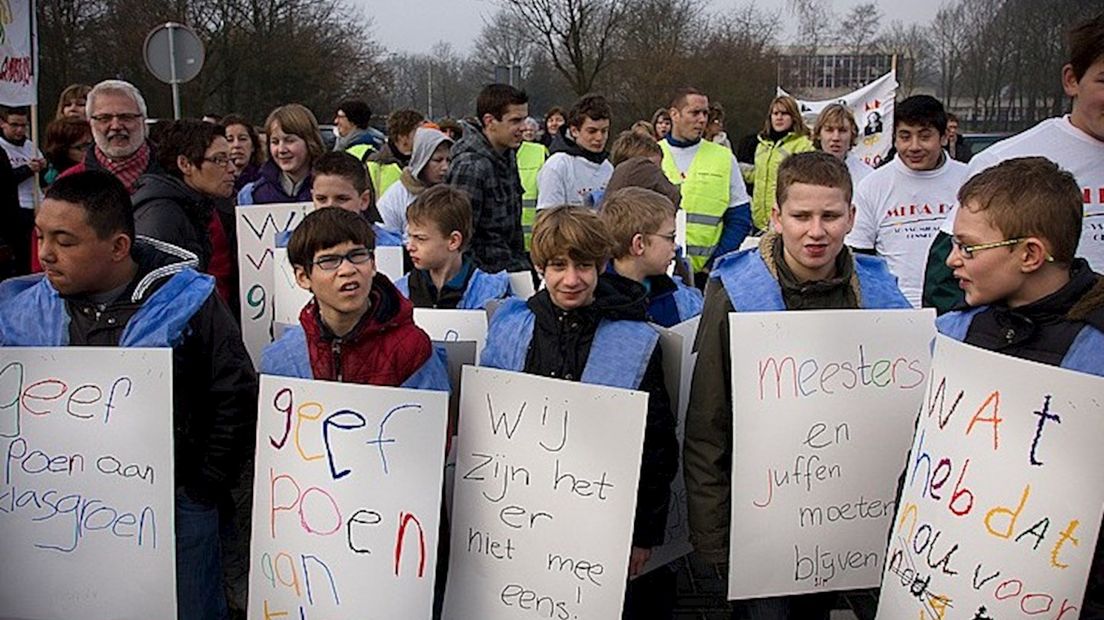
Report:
313,248,374,271
89,113,143,124
951,237,1054,262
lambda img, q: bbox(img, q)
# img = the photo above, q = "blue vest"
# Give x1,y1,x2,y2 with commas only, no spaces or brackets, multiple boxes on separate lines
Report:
0,270,214,347
261,325,451,391
480,298,659,390
936,308,1104,377
395,268,510,310
713,248,911,311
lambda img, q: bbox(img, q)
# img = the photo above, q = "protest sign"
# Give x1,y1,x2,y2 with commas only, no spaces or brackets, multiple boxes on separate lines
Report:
0,0,36,106
727,309,934,599
0,348,175,619
640,317,699,574
237,202,313,365
443,367,648,619
509,272,537,300
413,308,488,360
250,375,449,619
877,335,1104,619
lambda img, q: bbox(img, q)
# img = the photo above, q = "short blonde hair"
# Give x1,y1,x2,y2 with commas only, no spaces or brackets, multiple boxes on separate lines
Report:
264,104,325,165
530,206,615,268
813,103,858,150
599,187,676,259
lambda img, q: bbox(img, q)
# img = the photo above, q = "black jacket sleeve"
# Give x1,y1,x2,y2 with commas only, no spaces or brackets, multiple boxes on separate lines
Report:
632,344,679,548
134,199,211,270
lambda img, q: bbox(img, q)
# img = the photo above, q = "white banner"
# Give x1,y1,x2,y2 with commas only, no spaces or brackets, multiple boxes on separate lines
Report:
236,203,313,366
443,367,647,619
877,335,1104,619
249,375,449,619
727,309,934,599
0,348,175,618
0,0,36,106
781,71,897,168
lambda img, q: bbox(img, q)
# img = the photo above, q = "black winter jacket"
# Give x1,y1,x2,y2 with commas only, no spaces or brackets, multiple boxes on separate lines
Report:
523,275,678,548
132,174,215,270
65,240,257,506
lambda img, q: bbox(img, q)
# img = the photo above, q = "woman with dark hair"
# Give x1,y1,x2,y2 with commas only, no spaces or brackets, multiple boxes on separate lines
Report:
237,104,325,205
42,117,91,185
540,106,566,147
750,95,814,231
221,114,264,192
651,108,672,140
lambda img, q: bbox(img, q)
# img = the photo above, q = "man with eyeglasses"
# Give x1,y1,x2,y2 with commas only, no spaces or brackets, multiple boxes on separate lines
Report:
131,119,239,306
0,170,258,620
59,80,160,194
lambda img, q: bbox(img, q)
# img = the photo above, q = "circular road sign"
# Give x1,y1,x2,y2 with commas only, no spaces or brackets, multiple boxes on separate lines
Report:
144,22,205,84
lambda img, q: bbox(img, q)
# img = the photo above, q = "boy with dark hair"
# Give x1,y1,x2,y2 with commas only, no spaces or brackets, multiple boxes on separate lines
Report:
684,152,908,620
333,99,380,159
924,12,1104,313
600,187,702,326
310,151,400,245
367,108,425,197
395,184,510,309
480,205,678,615
847,94,968,308
447,84,531,274
936,156,1103,617
0,170,258,620
262,207,448,389
537,94,613,208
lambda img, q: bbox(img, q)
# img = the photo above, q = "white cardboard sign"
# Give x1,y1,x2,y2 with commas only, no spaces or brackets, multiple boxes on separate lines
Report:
249,375,449,619
443,367,647,619
413,308,489,361
877,335,1104,619
727,309,934,599
0,348,176,619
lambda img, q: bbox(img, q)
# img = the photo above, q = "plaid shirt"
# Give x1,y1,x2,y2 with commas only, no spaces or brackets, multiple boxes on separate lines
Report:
447,124,529,273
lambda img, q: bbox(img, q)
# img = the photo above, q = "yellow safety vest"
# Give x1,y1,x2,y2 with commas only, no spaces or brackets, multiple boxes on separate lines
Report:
346,143,375,162
751,132,814,230
367,160,403,197
517,141,547,250
659,140,731,273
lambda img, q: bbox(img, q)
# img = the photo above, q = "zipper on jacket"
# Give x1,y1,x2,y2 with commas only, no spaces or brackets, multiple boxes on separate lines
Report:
332,339,343,382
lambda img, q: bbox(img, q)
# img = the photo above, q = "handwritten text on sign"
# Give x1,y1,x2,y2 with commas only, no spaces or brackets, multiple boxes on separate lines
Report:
236,202,313,366
0,347,175,619
728,310,934,599
249,375,448,619
876,335,1104,620
443,367,647,619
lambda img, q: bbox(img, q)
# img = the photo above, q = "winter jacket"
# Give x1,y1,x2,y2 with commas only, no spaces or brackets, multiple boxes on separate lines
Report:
237,160,313,205
261,274,449,391
446,121,528,273
683,234,908,561
480,276,679,548
395,258,510,310
604,266,703,328
0,238,258,507
366,141,410,199
132,174,216,270
750,131,814,230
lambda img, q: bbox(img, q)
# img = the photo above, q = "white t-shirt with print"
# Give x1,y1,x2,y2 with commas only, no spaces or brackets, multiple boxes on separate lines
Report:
938,116,1104,271
535,152,613,208
848,156,969,307
845,152,874,186
0,136,42,210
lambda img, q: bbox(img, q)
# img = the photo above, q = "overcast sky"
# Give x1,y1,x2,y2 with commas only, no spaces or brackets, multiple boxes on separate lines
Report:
355,0,942,55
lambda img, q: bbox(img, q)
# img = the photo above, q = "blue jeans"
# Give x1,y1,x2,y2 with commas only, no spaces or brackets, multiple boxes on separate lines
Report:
176,488,229,620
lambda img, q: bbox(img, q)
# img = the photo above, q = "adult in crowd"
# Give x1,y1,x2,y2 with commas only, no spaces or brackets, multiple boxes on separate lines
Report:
54,83,91,121
221,114,264,192
705,101,732,150
813,103,874,185
944,112,972,163
658,87,752,286
366,108,424,198
378,126,454,237
238,103,324,205
536,94,613,209
446,83,531,274
438,117,463,142
1,106,45,276
0,171,257,619
132,119,238,305
651,107,672,140
42,117,92,186
749,95,815,231
333,99,380,159
540,106,565,148
517,125,548,249
521,117,540,142
924,12,1104,313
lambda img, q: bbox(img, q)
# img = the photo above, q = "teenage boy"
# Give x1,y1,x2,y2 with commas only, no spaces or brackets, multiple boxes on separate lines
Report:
684,152,909,620
261,207,448,389
924,13,1104,313
480,206,678,615
599,186,703,327
395,184,510,309
0,171,258,620
536,94,613,208
935,156,1103,617
366,108,424,197
813,103,873,185
847,95,968,308
310,151,403,247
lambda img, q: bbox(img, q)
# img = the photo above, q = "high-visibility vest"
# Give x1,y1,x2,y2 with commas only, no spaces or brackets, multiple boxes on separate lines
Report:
346,143,376,162
367,160,403,197
751,132,814,229
517,141,547,250
659,140,731,273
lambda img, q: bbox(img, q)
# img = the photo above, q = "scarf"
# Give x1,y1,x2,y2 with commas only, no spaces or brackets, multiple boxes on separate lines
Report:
95,142,151,194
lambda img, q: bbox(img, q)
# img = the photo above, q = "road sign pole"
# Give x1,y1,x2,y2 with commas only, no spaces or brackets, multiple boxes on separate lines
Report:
168,24,181,119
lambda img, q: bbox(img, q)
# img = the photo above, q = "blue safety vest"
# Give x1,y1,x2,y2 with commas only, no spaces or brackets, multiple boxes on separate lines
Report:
395,268,510,310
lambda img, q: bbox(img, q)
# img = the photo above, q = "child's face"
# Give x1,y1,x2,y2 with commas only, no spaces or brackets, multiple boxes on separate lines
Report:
421,143,451,186
268,122,310,177
894,121,944,171
295,241,375,323
312,174,371,214
406,220,460,271
539,255,599,311
771,183,855,281
947,204,1028,307
640,215,678,276
818,123,852,159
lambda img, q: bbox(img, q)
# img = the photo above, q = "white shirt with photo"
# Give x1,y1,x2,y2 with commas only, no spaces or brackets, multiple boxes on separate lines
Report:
535,152,613,208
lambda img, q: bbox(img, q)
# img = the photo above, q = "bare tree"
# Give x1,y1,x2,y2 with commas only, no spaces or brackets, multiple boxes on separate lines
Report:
785,0,834,54
877,21,934,96
838,2,883,54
